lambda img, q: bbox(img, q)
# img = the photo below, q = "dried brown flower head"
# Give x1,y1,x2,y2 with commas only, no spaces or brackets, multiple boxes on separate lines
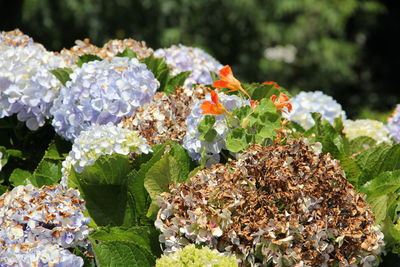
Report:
156,139,384,266
58,38,153,65
119,85,208,146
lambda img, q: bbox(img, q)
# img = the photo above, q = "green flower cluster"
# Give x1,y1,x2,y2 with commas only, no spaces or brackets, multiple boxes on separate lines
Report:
156,245,238,267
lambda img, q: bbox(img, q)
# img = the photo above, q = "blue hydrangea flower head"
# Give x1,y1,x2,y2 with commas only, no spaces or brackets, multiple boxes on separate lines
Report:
387,104,400,143
285,91,346,130
50,56,159,141
154,45,223,89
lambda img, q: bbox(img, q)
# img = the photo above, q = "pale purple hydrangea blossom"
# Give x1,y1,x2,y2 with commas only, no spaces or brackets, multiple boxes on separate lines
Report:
284,91,346,130
0,184,91,266
50,57,159,141
183,92,249,164
387,104,400,143
0,31,66,130
61,123,150,186
154,45,223,89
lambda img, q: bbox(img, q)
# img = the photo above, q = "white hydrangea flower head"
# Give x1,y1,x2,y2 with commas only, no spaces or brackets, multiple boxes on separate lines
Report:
50,56,159,141
285,91,346,130
387,104,400,143
154,44,223,89
183,92,249,164
0,30,67,130
343,119,392,144
0,184,90,266
61,123,150,186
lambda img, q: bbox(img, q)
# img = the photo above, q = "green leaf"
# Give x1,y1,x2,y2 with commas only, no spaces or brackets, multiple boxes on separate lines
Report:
128,145,167,217
164,71,191,95
43,137,71,160
116,48,138,59
9,168,32,186
226,128,250,152
367,193,398,224
340,157,362,185
49,67,73,86
140,55,170,92
69,154,136,226
77,54,102,67
144,154,181,218
243,82,290,101
360,170,400,199
90,240,155,267
31,159,62,187
0,185,8,196
348,136,377,155
198,115,217,142
356,144,400,185
90,226,161,257
5,149,24,159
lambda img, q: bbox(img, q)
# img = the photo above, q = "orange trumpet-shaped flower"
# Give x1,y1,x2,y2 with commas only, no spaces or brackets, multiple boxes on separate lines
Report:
263,81,279,88
213,65,251,99
201,90,234,118
270,93,292,113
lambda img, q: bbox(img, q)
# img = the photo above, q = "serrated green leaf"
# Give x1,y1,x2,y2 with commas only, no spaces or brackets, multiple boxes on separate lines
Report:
90,240,155,267
356,144,400,185
31,159,61,187
360,170,400,198
128,145,167,216
348,136,377,155
140,55,170,92
77,54,102,67
198,115,217,142
49,67,73,86
226,128,250,152
144,154,181,218
243,82,290,101
340,157,362,185
9,168,32,186
43,137,71,160
367,193,397,224
69,154,136,226
116,48,138,59
90,226,161,257
164,71,191,95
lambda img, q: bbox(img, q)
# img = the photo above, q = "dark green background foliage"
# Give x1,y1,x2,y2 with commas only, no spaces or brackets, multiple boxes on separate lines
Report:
1,0,399,116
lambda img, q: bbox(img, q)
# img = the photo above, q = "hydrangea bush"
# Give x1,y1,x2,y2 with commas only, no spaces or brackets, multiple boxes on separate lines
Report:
50,56,159,140
154,45,223,89
1,29,400,266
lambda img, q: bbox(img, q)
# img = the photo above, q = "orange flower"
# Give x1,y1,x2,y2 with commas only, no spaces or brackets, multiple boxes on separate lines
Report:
270,93,292,113
263,81,279,88
213,65,251,99
250,100,259,108
201,90,234,118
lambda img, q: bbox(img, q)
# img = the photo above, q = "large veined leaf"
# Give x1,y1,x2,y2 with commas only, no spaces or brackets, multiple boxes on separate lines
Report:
69,154,137,226
144,154,182,218
89,226,161,267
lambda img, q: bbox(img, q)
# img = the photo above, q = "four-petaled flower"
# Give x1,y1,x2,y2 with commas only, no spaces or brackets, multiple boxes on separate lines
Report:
270,93,292,113
213,65,251,99
263,81,280,88
201,90,234,118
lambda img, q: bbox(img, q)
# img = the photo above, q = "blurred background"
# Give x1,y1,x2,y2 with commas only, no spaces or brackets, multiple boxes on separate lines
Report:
1,0,399,119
